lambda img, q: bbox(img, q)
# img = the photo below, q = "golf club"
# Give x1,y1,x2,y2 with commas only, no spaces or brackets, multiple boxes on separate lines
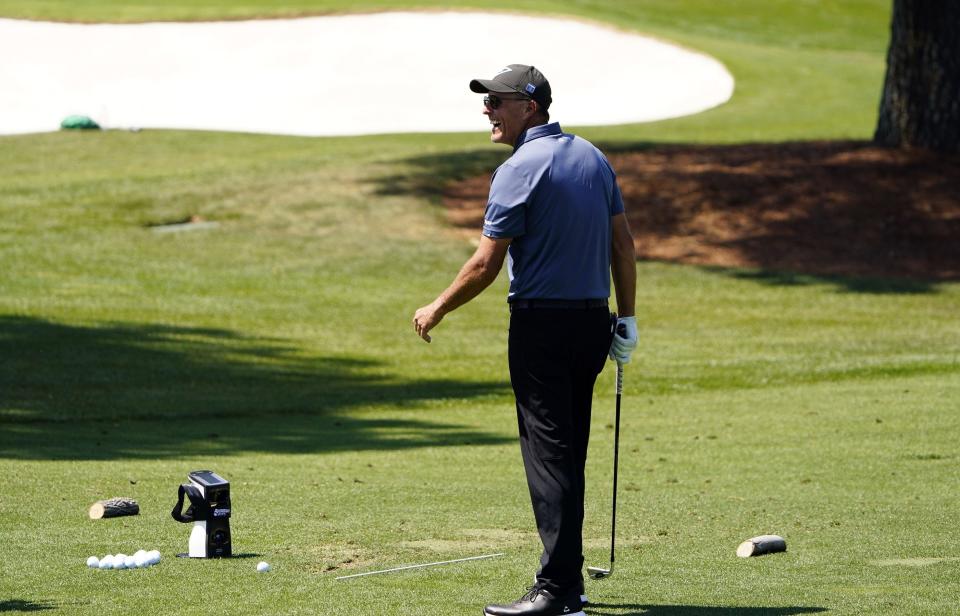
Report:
588,355,624,580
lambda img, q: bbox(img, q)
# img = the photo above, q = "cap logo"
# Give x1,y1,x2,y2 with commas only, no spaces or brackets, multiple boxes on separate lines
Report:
496,67,512,76
525,83,536,94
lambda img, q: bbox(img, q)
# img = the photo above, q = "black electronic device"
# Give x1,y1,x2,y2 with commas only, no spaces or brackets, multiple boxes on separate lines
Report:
171,470,232,558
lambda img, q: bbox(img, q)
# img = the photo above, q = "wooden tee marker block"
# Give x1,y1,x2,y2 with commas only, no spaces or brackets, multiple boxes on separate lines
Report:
737,534,786,558
89,497,140,520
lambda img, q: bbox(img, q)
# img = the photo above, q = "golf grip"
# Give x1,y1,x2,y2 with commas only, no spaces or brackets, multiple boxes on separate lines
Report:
611,360,623,567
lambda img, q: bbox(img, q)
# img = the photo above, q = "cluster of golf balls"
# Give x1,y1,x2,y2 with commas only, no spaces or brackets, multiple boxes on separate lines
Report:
87,550,161,570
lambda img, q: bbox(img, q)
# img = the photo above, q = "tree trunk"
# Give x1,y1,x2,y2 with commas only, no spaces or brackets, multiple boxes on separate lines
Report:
874,0,960,152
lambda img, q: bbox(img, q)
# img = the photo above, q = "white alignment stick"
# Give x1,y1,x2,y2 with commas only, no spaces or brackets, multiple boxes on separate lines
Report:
335,553,504,580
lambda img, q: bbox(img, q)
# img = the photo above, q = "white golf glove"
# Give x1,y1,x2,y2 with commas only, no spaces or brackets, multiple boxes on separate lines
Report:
609,316,638,364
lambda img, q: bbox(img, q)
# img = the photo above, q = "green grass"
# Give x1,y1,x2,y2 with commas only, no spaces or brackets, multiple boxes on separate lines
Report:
0,0,892,51
3,1,960,615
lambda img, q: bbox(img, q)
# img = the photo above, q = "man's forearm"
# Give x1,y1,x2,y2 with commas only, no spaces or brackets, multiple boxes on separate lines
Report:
413,235,511,343
611,214,637,317
612,251,636,317
432,253,501,316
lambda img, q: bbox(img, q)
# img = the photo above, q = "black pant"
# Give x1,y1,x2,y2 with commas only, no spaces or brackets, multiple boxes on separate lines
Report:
508,306,613,594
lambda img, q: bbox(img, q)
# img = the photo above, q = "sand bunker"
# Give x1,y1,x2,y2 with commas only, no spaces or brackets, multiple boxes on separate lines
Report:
0,12,734,136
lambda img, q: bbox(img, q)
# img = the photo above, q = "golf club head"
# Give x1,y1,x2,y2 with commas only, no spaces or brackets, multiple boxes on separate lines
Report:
587,565,613,579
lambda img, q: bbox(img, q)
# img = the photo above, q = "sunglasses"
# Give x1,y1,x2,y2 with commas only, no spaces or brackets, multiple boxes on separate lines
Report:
483,94,531,110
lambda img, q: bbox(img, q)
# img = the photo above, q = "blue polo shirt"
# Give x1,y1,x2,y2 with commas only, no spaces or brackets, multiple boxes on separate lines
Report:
482,122,625,301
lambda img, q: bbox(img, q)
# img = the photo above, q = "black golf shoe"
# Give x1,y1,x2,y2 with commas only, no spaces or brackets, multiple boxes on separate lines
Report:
483,584,585,616
531,574,588,605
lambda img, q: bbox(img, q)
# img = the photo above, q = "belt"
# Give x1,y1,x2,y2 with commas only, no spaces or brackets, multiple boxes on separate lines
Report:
509,298,608,311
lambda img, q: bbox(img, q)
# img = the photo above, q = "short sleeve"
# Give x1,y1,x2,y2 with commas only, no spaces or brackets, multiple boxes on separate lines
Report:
483,163,531,238
610,180,625,216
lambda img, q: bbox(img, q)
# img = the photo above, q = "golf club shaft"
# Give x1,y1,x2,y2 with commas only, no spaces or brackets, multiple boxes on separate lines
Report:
609,361,623,569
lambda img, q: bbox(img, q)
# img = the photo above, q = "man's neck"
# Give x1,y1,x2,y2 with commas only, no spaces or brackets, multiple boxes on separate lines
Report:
513,119,550,149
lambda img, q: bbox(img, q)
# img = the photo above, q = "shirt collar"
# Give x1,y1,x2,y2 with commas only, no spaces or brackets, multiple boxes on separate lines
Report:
514,122,562,151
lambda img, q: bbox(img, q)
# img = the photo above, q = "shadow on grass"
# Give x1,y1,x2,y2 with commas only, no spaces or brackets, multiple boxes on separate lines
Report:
373,147,504,200
699,266,938,295
0,316,510,460
0,600,56,612
586,604,827,616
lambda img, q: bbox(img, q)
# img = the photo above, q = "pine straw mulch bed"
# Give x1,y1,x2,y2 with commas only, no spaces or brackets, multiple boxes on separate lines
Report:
442,141,960,282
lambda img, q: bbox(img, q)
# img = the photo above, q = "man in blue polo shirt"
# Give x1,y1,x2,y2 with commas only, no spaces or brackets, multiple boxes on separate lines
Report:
413,64,638,616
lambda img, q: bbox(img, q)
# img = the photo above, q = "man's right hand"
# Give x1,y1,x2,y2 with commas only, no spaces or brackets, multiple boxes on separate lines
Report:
413,301,445,343
609,316,638,364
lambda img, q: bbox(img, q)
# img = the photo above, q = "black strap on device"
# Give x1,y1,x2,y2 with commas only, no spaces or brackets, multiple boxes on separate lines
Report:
171,483,207,523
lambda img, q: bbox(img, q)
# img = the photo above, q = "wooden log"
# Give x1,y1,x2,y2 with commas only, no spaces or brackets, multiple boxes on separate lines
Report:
736,534,786,558
89,497,140,520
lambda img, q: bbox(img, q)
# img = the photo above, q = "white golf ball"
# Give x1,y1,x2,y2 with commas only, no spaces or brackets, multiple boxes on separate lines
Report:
98,555,114,570
134,553,148,568
147,550,161,565
114,553,128,569
86,556,99,568
134,549,147,561
124,555,136,569
256,561,271,573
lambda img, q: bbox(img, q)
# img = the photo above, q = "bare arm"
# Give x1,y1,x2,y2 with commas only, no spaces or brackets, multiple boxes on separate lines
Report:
610,213,636,317
413,235,511,342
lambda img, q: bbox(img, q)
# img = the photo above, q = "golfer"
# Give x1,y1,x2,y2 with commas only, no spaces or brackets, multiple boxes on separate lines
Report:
413,64,637,616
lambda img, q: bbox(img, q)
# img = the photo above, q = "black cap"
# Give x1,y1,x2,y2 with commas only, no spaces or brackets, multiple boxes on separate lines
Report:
470,64,552,111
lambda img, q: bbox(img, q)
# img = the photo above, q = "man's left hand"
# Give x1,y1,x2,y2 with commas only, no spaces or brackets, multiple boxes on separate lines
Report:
609,316,638,364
